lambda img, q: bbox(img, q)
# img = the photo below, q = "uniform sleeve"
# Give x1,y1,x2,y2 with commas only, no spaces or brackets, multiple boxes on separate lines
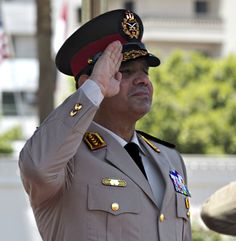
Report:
201,181,236,235
19,80,103,206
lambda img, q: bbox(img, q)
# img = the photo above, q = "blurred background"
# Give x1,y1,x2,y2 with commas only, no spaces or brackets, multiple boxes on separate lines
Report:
0,0,236,240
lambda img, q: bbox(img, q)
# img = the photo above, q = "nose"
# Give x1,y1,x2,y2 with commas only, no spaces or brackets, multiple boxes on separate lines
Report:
133,71,150,86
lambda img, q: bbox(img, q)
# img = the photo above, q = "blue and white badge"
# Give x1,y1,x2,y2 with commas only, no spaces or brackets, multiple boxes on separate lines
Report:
169,170,191,197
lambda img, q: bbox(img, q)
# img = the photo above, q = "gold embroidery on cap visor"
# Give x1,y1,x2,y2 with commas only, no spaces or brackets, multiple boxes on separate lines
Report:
122,49,148,62
122,11,140,39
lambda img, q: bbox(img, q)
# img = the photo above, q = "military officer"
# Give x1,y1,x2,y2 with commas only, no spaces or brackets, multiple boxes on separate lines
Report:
201,181,236,236
19,9,192,241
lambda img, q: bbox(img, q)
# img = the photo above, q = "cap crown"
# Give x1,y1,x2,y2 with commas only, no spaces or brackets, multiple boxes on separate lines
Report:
55,9,159,78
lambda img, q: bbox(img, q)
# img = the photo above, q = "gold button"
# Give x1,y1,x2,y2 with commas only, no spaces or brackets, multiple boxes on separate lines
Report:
187,211,191,218
74,103,82,111
185,197,190,209
159,213,165,222
70,110,77,117
88,58,93,64
111,202,119,211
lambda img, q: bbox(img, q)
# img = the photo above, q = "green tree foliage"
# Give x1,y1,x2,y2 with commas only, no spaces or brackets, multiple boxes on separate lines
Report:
191,222,223,241
0,125,23,155
137,51,236,154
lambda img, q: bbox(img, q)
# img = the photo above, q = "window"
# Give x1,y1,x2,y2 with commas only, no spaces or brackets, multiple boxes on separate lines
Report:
2,92,17,116
20,91,37,115
12,35,37,58
124,1,134,11
2,91,37,116
77,7,82,23
195,0,209,14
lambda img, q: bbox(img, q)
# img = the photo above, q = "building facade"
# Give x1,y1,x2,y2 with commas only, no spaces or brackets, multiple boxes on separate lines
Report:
107,0,236,58
0,0,236,133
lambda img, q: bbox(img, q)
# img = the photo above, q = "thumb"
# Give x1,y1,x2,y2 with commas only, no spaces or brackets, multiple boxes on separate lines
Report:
115,71,122,82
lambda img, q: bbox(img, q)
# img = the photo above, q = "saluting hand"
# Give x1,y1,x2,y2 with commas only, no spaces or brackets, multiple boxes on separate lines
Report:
90,41,123,97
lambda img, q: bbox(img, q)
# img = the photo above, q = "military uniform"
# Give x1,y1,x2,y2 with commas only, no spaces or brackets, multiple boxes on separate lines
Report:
19,81,191,241
201,181,236,236
19,9,192,241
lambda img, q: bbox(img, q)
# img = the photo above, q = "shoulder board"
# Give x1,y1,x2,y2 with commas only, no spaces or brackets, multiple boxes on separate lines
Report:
83,132,107,151
137,130,175,148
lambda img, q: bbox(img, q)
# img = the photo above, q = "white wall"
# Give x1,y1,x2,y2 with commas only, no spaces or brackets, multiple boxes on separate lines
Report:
0,158,42,241
1,155,236,241
221,0,236,55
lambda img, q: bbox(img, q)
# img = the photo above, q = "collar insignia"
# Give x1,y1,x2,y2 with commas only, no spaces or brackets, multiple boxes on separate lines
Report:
140,135,160,153
84,132,107,151
122,11,140,39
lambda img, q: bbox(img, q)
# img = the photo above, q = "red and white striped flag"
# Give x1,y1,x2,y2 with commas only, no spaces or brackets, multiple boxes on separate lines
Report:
53,1,68,53
0,17,9,63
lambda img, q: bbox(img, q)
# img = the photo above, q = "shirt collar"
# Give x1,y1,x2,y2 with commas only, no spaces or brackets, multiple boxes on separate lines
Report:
93,121,145,154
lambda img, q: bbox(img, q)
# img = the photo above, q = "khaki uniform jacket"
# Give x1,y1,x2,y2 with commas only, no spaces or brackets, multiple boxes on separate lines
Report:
19,87,192,241
201,181,236,236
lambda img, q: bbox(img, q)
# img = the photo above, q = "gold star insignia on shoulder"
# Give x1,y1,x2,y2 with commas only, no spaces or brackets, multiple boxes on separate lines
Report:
84,132,107,151
140,135,160,153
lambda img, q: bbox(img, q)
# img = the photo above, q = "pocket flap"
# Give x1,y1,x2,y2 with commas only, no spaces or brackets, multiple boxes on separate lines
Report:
176,193,189,220
88,184,141,216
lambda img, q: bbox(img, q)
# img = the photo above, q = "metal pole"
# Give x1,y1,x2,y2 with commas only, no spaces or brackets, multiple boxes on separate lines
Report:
81,0,108,24
81,0,91,24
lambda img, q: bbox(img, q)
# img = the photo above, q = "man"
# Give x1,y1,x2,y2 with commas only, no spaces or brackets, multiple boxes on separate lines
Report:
201,181,236,236
19,9,192,241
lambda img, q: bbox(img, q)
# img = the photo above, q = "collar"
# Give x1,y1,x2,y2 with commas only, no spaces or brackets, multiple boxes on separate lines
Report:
93,121,145,154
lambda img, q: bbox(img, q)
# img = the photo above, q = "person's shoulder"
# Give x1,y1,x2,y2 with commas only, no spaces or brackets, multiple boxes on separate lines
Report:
137,130,175,148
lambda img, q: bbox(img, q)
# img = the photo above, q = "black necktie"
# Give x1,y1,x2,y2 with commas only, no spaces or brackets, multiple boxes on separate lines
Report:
124,142,147,178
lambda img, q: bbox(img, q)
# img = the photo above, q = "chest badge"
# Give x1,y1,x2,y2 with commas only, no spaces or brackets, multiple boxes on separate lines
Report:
102,178,127,187
83,132,107,151
169,170,191,197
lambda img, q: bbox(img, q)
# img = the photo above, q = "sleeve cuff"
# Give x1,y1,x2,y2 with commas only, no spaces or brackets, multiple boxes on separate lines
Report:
79,79,104,106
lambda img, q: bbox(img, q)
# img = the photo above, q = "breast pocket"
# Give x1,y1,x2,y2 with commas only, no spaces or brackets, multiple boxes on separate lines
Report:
87,184,142,241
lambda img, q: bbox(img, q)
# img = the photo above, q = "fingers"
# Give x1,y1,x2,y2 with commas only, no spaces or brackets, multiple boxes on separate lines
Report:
104,40,123,66
101,40,123,76
115,51,123,72
89,41,123,97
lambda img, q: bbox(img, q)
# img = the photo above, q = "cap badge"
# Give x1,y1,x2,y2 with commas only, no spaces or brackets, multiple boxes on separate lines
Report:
122,11,140,39
84,132,107,151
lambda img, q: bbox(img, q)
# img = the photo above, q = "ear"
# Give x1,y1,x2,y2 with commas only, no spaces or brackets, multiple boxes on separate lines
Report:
77,74,89,88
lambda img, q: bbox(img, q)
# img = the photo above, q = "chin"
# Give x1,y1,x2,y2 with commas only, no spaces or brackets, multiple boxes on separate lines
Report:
134,107,150,118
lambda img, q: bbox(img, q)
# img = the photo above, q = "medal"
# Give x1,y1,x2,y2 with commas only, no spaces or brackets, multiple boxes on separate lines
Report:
169,170,191,197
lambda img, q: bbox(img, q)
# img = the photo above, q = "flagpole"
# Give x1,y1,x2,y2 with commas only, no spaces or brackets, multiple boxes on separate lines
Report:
81,0,108,24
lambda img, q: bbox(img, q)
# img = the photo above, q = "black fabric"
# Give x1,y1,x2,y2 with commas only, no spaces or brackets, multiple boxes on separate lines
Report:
137,130,175,148
124,142,147,178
